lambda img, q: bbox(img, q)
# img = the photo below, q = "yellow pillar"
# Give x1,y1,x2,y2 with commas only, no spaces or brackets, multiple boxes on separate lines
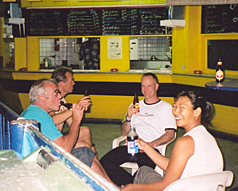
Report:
27,36,39,71
15,38,27,71
172,6,201,74
100,36,130,72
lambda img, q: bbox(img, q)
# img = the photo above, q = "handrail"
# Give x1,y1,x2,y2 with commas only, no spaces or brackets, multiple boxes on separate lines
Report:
0,102,119,191
0,102,19,150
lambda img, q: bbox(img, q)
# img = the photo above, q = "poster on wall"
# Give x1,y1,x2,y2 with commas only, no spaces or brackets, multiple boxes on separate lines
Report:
107,37,122,59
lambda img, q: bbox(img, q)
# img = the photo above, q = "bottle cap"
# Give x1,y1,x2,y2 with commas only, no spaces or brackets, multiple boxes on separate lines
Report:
217,59,222,65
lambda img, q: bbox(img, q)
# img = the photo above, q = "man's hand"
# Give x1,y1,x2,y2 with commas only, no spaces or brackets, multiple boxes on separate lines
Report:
77,96,91,111
126,104,139,120
72,103,84,123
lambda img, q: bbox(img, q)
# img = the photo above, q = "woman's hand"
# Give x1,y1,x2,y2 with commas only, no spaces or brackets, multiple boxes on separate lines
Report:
121,184,134,191
136,138,150,153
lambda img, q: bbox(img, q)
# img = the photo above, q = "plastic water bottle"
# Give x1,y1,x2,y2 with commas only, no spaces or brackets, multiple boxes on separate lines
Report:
127,126,138,161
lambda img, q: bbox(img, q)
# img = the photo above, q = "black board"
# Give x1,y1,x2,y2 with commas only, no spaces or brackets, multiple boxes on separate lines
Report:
207,39,238,71
67,9,102,36
102,7,168,35
202,4,238,34
26,7,169,36
27,9,68,36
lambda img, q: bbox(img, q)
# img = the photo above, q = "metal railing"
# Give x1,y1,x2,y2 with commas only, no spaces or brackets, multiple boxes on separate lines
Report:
0,102,19,150
0,102,119,191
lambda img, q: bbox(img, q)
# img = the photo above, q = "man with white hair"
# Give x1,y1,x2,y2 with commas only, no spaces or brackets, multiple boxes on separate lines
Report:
21,78,113,184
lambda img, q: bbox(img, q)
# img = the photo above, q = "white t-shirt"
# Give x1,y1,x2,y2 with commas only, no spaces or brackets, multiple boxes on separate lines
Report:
180,125,223,179
129,99,177,152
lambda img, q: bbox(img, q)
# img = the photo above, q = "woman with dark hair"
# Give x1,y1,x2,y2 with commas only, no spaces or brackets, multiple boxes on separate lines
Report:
122,91,223,191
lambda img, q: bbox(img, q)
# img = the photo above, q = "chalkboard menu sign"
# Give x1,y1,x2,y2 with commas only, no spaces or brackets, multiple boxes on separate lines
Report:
208,40,238,71
202,4,238,34
137,7,168,35
102,7,168,35
26,7,168,36
28,9,68,36
102,9,138,35
67,9,101,36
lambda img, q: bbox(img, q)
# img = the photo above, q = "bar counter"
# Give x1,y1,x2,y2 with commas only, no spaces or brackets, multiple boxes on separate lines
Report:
0,68,238,138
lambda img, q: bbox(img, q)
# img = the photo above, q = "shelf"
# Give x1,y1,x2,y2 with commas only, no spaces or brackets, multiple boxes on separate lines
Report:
160,19,185,27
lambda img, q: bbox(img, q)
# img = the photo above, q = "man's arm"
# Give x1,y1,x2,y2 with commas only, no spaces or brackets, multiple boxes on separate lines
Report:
147,129,176,148
49,96,90,126
121,104,138,136
53,104,84,152
121,120,131,136
49,110,72,126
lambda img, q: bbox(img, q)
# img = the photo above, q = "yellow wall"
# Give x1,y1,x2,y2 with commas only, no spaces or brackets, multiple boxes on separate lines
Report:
27,37,40,71
172,6,202,74
15,38,27,70
172,6,238,79
20,0,166,8
100,36,130,72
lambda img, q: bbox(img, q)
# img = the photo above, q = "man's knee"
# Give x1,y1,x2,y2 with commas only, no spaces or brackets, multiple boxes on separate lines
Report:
134,166,163,184
80,126,91,137
81,126,90,133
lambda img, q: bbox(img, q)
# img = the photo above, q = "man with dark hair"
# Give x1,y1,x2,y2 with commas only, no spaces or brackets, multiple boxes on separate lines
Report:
50,67,96,153
100,73,177,186
21,78,113,183
79,38,100,70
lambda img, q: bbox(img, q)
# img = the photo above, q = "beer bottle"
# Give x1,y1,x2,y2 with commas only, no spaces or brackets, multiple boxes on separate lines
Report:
84,90,91,113
127,126,138,161
216,59,224,82
60,101,72,110
133,93,139,110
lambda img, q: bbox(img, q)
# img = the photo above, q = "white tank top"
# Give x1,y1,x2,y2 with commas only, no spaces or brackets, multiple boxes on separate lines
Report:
180,125,223,179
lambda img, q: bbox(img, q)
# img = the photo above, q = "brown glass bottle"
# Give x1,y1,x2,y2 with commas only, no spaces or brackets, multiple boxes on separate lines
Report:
133,93,139,110
216,59,224,82
60,101,72,110
84,90,91,113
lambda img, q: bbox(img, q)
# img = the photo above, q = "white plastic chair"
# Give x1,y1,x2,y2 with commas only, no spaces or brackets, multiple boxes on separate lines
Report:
112,135,173,176
163,171,234,191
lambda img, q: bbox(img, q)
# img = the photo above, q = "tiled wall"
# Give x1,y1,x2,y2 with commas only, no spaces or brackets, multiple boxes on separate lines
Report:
39,38,76,68
131,36,171,61
39,36,172,69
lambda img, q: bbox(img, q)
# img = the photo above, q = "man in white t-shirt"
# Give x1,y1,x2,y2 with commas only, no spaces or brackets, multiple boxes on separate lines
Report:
100,72,177,186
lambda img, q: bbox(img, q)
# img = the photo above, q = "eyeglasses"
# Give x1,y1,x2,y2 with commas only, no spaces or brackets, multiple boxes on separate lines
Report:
53,89,61,97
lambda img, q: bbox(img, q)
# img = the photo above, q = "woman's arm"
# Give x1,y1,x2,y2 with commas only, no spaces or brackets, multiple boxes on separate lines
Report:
137,139,169,171
162,135,194,186
123,135,194,191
